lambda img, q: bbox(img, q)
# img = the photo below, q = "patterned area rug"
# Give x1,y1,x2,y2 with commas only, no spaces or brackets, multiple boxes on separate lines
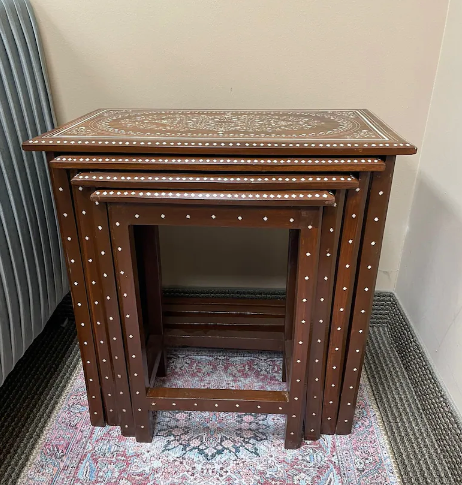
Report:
19,349,399,485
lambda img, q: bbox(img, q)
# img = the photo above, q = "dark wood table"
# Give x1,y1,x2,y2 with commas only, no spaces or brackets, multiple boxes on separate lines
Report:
23,109,416,446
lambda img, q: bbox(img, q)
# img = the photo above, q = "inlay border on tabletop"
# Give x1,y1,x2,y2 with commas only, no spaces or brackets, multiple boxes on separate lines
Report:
71,172,359,190
49,156,387,172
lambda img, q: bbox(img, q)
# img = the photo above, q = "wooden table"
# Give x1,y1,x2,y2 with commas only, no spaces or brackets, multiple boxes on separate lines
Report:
23,109,416,444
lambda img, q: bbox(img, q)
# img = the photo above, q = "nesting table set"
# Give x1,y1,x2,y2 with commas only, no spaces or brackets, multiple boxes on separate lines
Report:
23,109,416,449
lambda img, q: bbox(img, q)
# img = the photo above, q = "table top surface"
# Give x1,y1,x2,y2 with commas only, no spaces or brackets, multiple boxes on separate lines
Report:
23,109,416,156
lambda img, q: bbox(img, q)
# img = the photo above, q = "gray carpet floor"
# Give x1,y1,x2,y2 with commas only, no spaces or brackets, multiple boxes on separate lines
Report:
367,325,456,483
0,292,461,485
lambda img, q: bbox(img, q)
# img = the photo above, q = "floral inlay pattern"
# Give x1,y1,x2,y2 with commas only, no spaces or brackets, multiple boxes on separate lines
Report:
48,109,389,141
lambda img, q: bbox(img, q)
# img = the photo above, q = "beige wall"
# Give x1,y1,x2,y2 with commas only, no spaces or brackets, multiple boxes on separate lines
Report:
396,0,462,415
31,0,448,289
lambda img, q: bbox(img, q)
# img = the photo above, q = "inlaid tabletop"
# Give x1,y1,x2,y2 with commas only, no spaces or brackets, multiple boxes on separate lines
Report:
23,109,416,156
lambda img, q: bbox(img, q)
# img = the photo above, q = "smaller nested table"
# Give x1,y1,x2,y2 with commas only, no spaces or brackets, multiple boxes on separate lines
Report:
93,188,334,448
22,109,416,446
68,172,357,445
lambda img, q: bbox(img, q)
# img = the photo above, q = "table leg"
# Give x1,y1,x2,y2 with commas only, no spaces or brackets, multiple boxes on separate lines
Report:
336,157,396,434
285,210,322,449
283,229,299,383
305,190,345,440
321,173,371,434
134,225,167,379
72,186,119,426
49,167,105,426
91,196,136,436
109,209,156,442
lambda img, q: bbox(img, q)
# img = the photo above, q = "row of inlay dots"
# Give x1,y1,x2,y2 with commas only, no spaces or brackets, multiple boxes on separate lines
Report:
79,174,353,182
33,139,412,147
95,190,330,199
59,156,381,163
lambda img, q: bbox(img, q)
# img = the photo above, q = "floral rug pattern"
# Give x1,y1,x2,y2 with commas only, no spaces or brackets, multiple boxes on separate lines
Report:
20,349,399,485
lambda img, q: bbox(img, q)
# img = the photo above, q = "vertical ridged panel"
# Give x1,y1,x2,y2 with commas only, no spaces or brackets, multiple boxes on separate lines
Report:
0,0,66,385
